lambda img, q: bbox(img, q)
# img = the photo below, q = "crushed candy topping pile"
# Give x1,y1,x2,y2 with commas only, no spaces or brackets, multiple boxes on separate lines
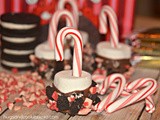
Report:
0,71,47,112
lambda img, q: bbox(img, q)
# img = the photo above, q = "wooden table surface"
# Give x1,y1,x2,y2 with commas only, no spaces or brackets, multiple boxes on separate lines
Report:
0,16,160,120
0,67,159,120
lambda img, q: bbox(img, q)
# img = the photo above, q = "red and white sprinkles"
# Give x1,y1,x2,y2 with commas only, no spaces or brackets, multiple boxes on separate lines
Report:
0,71,47,112
55,27,83,77
48,10,77,49
99,5,119,48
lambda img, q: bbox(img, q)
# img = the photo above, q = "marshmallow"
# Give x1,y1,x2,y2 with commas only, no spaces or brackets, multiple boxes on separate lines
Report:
54,70,92,93
35,42,71,60
96,41,131,60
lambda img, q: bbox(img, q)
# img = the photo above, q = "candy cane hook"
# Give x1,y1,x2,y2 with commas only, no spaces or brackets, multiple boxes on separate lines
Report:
99,5,119,48
48,10,77,49
93,73,126,112
57,0,79,24
106,78,158,113
55,27,83,77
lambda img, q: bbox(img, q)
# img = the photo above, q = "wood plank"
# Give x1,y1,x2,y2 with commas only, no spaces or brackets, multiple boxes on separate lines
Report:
139,69,160,120
1,104,70,120
150,75,160,120
69,67,160,120
69,101,145,120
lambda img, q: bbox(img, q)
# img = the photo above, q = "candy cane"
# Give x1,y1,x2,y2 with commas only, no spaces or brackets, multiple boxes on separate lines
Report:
92,68,106,83
55,27,83,77
57,0,79,24
106,78,158,113
93,73,126,112
99,5,119,48
48,10,77,49
92,70,155,112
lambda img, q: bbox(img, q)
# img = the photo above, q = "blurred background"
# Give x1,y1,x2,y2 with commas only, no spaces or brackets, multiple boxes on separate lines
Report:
135,0,160,18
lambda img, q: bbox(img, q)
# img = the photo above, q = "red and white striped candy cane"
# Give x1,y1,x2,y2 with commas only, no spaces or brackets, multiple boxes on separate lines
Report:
99,5,119,48
57,0,79,24
106,78,158,113
111,84,155,113
55,27,83,77
93,73,126,112
92,68,106,83
92,70,155,110
48,10,77,49
11,0,23,13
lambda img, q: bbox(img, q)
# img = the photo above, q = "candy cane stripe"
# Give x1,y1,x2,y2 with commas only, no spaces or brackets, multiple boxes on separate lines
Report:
55,27,83,77
48,10,77,49
99,5,119,48
94,74,126,112
106,78,157,113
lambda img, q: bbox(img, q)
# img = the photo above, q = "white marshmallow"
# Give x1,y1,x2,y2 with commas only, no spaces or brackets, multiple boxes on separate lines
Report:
96,41,131,60
35,42,71,60
54,70,92,93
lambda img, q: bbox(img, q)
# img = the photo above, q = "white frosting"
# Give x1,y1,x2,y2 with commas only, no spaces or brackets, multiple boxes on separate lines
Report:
2,60,32,68
35,42,71,60
0,21,36,30
35,42,55,60
3,49,33,55
54,70,92,93
2,36,36,43
70,31,89,46
96,41,131,59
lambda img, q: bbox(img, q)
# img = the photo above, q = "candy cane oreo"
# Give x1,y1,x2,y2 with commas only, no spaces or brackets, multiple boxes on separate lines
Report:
96,5,132,77
46,27,100,116
54,27,91,93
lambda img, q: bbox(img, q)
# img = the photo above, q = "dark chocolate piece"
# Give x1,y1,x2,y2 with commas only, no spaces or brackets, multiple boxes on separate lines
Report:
70,98,84,116
46,86,55,100
57,96,69,111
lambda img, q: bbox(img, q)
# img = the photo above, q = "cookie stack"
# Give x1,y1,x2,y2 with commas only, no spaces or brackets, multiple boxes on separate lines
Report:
0,13,40,71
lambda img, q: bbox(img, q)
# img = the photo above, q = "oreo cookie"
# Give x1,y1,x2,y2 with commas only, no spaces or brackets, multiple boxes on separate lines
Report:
1,38,38,50
1,53,32,63
0,26,40,37
0,13,40,71
1,13,40,24
1,61,33,71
